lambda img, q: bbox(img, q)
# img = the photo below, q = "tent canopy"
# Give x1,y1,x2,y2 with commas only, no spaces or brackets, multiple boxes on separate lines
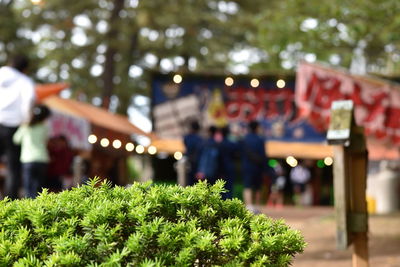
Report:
43,95,150,137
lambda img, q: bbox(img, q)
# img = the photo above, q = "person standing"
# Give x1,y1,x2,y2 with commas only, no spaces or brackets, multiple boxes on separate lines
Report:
183,120,203,186
219,125,239,199
46,135,74,192
241,120,267,212
0,55,36,199
289,160,311,206
196,125,221,184
13,104,51,198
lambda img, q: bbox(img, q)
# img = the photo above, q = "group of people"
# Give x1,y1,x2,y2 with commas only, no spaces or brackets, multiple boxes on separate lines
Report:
0,55,74,199
184,120,271,211
184,119,315,210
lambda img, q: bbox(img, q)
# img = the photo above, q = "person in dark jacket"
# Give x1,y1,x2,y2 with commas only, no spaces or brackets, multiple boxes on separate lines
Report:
219,125,239,199
196,125,220,184
241,120,267,211
183,120,203,186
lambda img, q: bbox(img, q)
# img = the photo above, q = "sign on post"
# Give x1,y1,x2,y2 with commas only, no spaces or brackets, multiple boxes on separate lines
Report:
327,100,369,267
327,100,353,250
327,100,353,145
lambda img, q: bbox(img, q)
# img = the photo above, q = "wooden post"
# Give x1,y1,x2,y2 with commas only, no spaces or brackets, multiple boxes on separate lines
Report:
349,127,369,267
333,145,351,250
328,100,369,267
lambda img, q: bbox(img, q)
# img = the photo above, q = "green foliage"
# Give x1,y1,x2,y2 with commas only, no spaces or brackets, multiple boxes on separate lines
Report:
0,178,305,266
255,0,400,73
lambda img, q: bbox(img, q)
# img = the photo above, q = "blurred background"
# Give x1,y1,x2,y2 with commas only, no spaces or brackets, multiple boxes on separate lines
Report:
1,0,400,212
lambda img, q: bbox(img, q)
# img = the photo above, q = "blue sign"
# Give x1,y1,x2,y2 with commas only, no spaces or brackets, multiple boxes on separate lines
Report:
152,74,326,142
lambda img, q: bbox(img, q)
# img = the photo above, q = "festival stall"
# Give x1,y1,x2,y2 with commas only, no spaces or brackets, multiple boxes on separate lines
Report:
296,61,400,213
42,95,152,186
150,72,333,160
296,61,400,160
149,72,336,204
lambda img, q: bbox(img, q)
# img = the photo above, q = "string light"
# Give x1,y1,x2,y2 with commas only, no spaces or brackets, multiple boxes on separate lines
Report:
225,77,234,86
100,138,109,147
250,78,259,88
174,151,183,160
148,145,157,155
324,157,333,166
286,156,298,167
136,145,145,154
173,74,182,84
88,134,97,144
276,79,286,88
112,139,122,149
125,143,135,152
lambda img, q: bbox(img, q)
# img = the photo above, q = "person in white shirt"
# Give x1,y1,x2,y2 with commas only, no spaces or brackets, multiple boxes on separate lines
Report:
0,55,36,199
290,161,311,206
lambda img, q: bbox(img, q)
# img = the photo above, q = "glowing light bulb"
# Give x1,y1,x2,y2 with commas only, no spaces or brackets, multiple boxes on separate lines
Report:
173,74,182,84
100,138,109,147
174,151,183,160
112,139,122,149
324,157,333,166
250,78,259,88
225,77,234,86
136,145,145,154
125,143,134,152
148,145,157,155
88,134,97,144
277,79,286,88
286,156,298,167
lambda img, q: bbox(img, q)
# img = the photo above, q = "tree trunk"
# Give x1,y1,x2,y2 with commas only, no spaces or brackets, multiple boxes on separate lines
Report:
101,0,124,109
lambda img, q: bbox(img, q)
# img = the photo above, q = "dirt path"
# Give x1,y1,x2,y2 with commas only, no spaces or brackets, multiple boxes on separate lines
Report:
259,206,400,267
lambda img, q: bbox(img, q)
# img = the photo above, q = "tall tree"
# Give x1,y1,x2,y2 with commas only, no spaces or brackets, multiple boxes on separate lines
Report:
254,0,400,75
5,0,263,113
3,0,400,115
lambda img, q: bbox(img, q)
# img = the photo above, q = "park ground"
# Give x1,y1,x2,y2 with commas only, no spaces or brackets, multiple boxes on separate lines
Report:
259,206,400,267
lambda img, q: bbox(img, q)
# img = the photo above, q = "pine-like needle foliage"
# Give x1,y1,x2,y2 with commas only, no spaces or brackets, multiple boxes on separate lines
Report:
0,178,305,266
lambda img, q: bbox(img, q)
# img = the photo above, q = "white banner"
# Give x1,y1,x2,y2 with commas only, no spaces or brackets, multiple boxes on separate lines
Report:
48,111,91,150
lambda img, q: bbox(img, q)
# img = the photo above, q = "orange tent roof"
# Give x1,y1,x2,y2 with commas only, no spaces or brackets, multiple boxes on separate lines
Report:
36,83,69,101
43,95,150,137
151,138,399,160
151,138,334,159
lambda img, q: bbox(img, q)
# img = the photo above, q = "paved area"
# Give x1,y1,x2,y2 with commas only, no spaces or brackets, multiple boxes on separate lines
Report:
259,206,400,267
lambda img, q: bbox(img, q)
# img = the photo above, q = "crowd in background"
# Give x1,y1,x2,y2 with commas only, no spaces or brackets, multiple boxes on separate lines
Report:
0,54,315,203
183,119,314,211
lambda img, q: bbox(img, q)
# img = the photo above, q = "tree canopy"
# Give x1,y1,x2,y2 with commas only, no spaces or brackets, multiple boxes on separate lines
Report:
1,0,399,113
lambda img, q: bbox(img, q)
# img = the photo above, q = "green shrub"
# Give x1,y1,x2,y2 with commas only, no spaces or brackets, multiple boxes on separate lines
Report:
0,178,305,266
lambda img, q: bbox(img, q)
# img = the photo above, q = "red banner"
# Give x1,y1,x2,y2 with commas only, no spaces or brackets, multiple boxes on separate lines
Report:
296,62,400,145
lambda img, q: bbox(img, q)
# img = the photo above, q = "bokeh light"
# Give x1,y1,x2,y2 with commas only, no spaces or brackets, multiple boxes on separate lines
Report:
225,77,234,86
88,134,97,144
112,139,122,149
324,157,333,166
100,138,109,147
148,145,157,155
135,145,145,154
125,142,135,152
286,156,298,167
173,74,182,84
277,79,286,88
174,151,183,160
250,78,260,88
268,159,278,168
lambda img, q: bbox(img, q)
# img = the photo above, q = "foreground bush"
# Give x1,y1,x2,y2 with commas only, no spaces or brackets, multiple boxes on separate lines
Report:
0,179,305,266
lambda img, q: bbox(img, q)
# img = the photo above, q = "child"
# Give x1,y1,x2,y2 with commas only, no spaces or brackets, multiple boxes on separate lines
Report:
13,104,51,198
